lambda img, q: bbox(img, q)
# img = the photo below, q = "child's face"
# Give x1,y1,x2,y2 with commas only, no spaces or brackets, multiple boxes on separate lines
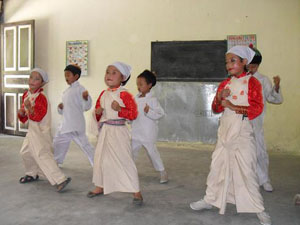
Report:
105,66,123,88
247,64,259,75
137,77,152,95
64,71,79,85
225,53,247,77
29,71,44,92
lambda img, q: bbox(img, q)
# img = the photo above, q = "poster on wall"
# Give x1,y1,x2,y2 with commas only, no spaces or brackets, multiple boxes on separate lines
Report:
66,40,88,76
227,34,257,50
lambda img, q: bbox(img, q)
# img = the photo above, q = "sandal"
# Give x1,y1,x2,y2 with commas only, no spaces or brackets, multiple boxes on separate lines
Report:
87,191,103,198
19,175,39,183
57,177,71,192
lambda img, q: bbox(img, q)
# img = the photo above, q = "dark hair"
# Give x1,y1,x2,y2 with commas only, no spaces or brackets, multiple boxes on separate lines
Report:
64,64,81,79
121,75,131,86
249,47,262,65
137,70,156,87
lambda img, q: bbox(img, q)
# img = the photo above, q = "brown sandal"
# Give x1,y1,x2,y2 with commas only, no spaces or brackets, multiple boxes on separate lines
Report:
87,191,103,198
57,177,71,192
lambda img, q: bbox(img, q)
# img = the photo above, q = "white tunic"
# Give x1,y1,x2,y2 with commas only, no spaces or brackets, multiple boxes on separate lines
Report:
132,91,165,143
250,72,283,185
58,81,92,134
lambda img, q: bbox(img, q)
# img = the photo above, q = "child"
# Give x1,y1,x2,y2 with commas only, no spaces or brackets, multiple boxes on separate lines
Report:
53,64,94,166
248,46,283,192
18,68,71,192
131,70,168,183
189,46,271,225
87,61,143,205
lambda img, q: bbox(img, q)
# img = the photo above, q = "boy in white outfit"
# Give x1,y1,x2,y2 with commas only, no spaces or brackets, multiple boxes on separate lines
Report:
132,70,168,184
53,64,94,166
248,46,283,192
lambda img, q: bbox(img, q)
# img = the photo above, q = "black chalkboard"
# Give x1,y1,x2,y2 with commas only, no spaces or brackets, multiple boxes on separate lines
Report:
151,40,228,82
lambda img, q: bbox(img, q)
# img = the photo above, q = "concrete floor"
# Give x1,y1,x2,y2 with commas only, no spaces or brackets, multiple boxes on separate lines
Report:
0,135,299,225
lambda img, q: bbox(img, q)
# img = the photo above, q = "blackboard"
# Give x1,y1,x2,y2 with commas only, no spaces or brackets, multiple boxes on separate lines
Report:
151,40,228,82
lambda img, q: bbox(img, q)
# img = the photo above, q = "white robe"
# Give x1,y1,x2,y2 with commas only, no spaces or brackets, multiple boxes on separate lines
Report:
251,72,283,185
92,87,140,194
204,75,265,214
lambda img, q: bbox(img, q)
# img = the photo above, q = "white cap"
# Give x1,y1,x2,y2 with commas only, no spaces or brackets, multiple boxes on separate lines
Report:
226,45,255,65
109,61,131,81
31,68,49,83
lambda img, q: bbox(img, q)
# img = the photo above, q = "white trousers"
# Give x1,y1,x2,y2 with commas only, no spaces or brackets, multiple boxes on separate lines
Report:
132,140,165,172
20,137,67,185
251,117,270,186
53,131,94,166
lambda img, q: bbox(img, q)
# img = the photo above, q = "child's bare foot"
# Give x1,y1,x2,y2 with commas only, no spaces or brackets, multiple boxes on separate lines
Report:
133,192,143,205
87,186,104,198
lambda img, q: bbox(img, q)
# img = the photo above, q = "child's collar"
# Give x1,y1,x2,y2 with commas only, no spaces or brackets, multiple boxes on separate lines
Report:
107,85,120,92
29,87,43,94
234,72,247,79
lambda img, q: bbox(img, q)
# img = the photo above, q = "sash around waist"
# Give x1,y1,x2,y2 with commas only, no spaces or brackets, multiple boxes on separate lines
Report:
100,119,126,126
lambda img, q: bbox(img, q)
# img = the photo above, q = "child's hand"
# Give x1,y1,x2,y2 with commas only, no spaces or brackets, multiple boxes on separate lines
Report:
111,100,121,112
24,99,33,114
82,90,89,101
217,89,230,103
95,107,104,115
18,108,26,117
24,99,32,109
221,99,234,110
144,104,150,113
58,103,64,110
221,89,231,99
273,76,280,92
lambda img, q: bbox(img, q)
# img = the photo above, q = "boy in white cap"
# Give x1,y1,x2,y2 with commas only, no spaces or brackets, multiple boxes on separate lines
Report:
53,64,94,166
132,70,168,184
18,68,71,192
248,46,283,192
88,61,143,205
190,46,272,225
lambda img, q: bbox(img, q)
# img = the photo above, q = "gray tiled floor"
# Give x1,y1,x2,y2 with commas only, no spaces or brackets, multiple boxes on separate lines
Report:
0,135,299,225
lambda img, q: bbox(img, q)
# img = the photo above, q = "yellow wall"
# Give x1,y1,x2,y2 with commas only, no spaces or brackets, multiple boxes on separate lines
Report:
3,0,300,152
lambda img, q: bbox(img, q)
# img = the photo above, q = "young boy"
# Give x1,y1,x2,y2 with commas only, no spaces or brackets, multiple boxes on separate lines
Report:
53,64,94,166
18,68,71,192
131,70,168,184
248,46,283,192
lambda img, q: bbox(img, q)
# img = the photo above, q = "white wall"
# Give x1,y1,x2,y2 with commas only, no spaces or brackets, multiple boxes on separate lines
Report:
3,0,300,152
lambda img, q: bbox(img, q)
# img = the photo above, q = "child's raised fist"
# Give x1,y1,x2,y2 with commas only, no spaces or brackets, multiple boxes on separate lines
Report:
18,108,26,117
273,76,281,93
111,100,121,112
24,99,32,109
58,103,64,110
221,89,231,99
144,104,150,113
95,107,104,115
82,90,89,101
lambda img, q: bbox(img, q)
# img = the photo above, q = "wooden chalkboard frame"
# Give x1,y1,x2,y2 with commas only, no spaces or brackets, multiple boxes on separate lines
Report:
151,40,228,82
